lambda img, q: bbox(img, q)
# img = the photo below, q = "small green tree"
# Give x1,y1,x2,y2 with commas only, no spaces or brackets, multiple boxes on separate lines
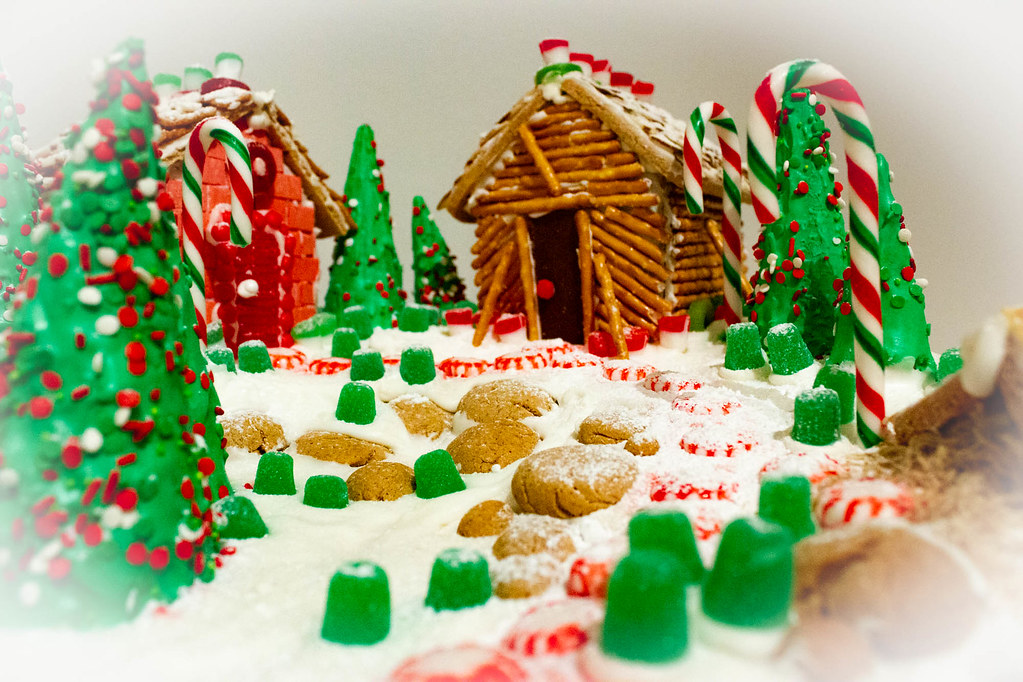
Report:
325,124,405,328
749,89,849,357
0,60,40,328
0,40,249,626
410,196,466,310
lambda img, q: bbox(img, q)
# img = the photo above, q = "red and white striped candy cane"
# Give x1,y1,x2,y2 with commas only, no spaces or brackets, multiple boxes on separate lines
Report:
683,101,744,325
181,117,253,344
747,60,884,446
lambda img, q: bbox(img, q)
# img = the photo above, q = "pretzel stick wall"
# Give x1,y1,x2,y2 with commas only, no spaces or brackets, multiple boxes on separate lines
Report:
513,216,540,341
592,252,628,359
473,243,515,347
575,210,595,337
517,124,562,197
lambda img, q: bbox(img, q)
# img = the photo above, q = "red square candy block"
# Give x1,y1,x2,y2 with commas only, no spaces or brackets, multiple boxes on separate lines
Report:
444,307,474,326
273,173,303,201
288,204,316,233
202,158,228,185
165,179,183,206
291,257,319,283
206,144,226,161
292,305,317,325
624,326,648,352
202,185,231,216
269,146,284,168
657,314,690,350
492,313,526,342
292,281,316,307
295,232,317,258
586,330,617,358
270,198,295,218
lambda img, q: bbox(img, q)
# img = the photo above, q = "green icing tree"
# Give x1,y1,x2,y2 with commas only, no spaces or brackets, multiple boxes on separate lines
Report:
410,195,466,310
876,152,933,370
0,61,40,329
325,124,405,328
749,89,849,358
0,40,253,627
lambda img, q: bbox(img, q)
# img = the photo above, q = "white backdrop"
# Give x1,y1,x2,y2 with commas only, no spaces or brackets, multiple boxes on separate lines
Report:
3,0,1021,351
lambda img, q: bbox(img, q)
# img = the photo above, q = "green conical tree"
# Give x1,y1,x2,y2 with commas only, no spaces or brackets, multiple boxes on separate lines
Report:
0,61,40,328
876,153,934,370
325,124,405,328
0,40,249,627
749,89,849,357
410,196,466,310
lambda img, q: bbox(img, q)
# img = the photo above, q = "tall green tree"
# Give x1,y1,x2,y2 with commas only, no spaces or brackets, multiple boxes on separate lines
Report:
0,60,40,328
0,40,249,626
325,124,405,328
749,89,849,357
410,195,466,310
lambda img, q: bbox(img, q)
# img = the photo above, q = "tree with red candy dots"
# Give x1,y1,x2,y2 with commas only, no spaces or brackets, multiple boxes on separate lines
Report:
324,124,406,328
0,60,40,329
748,89,850,358
410,195,466,311
0,39,258,626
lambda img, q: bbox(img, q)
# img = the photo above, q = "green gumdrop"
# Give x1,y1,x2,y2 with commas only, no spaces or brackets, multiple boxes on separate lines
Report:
207,320,225,346
814,364,854,424
292,312,338,339
758,475,815,541
424,548,492,611
702,517,793,628
601,549,688,663
321,561,390,645
400,346,436,385
724,322,766,371
398,304,440,332
627,509,704,584
303,475,349,509
206,346,236,373
336,381,376,425
766,323,814,375
936,348,963,383
791,386,841,446
215,495,269,539
350,350,385,381
687,298,714,332
253,452,296,495
339,306,373,340
237,340,273,373
331,327,361,359
414,449,465,499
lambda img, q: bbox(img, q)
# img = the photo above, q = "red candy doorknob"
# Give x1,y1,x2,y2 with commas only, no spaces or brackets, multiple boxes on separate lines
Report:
536,279,555,300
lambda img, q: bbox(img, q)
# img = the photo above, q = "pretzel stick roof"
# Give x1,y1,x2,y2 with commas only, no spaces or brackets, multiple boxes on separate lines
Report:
155,85,354,238
439,77,750,223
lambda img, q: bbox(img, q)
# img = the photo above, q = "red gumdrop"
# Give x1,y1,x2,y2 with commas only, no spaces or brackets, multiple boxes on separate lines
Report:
586,331,617,358
623,326,648,352
566,557,611,598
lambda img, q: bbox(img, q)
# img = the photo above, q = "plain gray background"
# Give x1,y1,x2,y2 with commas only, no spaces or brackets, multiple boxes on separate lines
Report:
4,0,1021,352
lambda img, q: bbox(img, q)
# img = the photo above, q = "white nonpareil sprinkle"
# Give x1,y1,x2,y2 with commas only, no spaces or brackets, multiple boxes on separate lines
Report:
95,315,121,336
916,278,929,288
72,170,107,189
96,247,118,267
0,234,7,247
114,406,132,427
898,227,912,244
101,505,140,530
91,352,103,373
136,177,158,197
833,237,843,245
81,427,103,452
348,198,359,208
78,286,103,306
237,279,259,298
82,127,102,149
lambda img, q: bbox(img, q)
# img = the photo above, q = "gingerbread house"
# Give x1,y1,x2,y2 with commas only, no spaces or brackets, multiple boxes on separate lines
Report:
440,55,744,348
159,70,354,350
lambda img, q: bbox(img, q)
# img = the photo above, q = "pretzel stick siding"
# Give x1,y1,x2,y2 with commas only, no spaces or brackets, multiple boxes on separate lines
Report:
611,279,660,322
506,141,622,166
528,111,588,128
473,243,515,347
602,205,667,239
532,118,602,140
471,226,514,269
575,210,595,337
513,216,540,341
671,267,722,283
541,101,584,115
590,194,660,209
590,224,671,281
474,215,505,240
593,252,628,359
588,213,664,263
605,261,671,314
615,303,659,338
517,124,562,196
593,242,665,294
489,163,644,190
536,130,616,151
628,207,667,230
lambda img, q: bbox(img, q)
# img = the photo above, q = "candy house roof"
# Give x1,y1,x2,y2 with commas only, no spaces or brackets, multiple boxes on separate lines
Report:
155,84,354,238
440,76,746,223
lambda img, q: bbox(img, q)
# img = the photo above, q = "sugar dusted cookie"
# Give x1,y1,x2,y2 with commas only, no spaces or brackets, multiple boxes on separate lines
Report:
220,411,288,453
389,394,452,439
295,431,391,466
512,444,638,518
577,407,660,456
492,514,576,560
347,461,416,501
491,553,562,600
448,419,539,473
456,379,555,425
457,500,514,538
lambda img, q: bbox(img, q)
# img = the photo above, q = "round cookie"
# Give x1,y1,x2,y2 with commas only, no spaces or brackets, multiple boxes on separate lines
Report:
347,461,416,501
492,514,576,561
220,411,287,453
295,431,391,466
458,500,514,538
456,379,555,425
389,394,452,439
512,444,638,518
491,554,561,600
448,419,539,474
577,407,659,456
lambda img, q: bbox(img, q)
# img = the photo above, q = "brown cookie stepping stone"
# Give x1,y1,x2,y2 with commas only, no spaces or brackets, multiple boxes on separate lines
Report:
457,500,514,538
492,514,576,561
491,554,561,600
578,407,659,456
389,394,452,439
512,444,637,518
295,431,391,466
347,461,416,501
220,411,287,453
448,419,539,473
456,379,555,424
